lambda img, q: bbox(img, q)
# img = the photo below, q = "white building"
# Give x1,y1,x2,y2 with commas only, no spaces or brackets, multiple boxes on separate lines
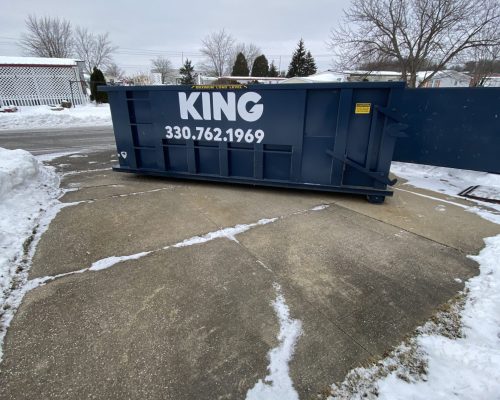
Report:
280,70,402,84
219,76,286,84
280,71,349,84
0,56,87,107
149,72,163,85
417,70,471,87
483,74,500,87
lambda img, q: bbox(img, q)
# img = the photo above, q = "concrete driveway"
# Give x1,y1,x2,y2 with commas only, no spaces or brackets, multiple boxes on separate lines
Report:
1,150,498,399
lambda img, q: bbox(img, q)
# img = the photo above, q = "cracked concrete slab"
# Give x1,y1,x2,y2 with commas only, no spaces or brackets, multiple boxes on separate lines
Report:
333,184,500,254
29,188,220,278
175,183,335,227
1,239,279,400
237,205,478,365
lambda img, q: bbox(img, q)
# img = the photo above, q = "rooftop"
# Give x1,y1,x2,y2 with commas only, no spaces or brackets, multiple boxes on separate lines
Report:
0,56,81,67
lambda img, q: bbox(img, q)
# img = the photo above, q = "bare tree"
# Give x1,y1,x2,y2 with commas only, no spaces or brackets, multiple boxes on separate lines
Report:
20,15,73,58
231,43,262,72
329,0,500,87
151,56,173,84
105,63,125,81
74,27,116,74
200,29,236,76
466,26,500,86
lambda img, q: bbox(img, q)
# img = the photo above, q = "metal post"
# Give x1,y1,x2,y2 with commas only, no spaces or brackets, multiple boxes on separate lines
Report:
69,80,75,108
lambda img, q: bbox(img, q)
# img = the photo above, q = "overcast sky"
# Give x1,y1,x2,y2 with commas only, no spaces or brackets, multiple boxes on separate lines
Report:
0,0,351,75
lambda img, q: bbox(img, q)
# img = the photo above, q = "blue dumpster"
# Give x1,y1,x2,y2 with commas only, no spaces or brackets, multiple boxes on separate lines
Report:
102,82,407,203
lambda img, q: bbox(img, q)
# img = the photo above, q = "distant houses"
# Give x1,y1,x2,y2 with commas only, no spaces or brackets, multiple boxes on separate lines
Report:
0,56,87,107
280,69,479,87
1,54,497,109
416,70,471,87
280,70,400,84
216,76,286,85
483,74,500,87
280,71,348,83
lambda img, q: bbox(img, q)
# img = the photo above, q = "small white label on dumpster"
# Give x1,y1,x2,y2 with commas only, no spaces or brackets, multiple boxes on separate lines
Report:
355,103,371,114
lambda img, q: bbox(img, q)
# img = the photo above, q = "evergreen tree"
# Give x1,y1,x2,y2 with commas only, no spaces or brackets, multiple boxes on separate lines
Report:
268,61,279,77
90,67,108,103
179,59,196,84
287,39,317,77
251,55,269,77
231,52,250,76
304,51,317,75
287,39,307,77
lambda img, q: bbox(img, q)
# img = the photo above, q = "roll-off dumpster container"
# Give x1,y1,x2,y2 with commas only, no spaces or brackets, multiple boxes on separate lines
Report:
102,82,407,203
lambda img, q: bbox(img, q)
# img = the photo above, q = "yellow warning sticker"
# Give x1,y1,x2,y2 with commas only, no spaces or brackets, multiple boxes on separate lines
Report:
355,103,371,114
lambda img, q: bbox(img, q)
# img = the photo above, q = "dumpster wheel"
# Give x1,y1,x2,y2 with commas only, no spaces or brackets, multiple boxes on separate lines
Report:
367,195,385,204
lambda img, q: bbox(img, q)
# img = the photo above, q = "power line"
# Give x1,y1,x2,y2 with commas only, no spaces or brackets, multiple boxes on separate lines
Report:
115,46,332,58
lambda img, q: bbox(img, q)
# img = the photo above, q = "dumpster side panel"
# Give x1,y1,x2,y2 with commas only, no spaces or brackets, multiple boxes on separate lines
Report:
301,89,339,184
108,91,137,170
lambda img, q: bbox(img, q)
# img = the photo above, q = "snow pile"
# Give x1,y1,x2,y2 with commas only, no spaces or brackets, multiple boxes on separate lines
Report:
0,104,112,130
0,147,61,359
328,162,500,399
246,283,302,400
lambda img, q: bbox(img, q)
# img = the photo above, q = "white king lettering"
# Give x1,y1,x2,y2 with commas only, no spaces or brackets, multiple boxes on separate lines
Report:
178,92,264,122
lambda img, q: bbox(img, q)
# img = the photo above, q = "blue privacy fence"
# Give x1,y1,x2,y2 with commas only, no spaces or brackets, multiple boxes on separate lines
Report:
395,87,500,173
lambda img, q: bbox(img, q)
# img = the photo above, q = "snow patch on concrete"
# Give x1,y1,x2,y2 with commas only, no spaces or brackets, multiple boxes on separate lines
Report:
246,283,302,400
310,204,330,211
256,260,273,273
171,218,278,248
89,252,151,271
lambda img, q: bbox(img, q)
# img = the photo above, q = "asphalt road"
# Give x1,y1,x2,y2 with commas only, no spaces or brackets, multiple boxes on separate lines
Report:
0,126,116,155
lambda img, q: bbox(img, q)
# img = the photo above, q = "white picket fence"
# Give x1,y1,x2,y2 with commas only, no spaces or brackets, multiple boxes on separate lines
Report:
0,65,88,107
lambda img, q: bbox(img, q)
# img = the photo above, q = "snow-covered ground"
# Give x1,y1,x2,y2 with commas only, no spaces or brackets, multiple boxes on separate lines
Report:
391,162,500,201
329,163,500,399
0,148,62,360
0,104,112,130
391,162,500,224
